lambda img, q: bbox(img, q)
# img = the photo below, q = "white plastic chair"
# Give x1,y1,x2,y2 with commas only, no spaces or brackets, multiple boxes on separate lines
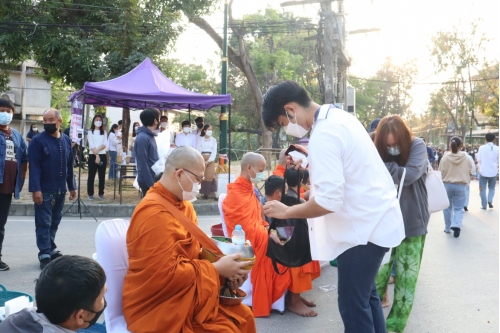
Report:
218,195,286,314
95,219,132,333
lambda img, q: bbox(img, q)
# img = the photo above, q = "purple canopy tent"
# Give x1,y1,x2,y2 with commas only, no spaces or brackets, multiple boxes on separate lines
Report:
69,57,231,110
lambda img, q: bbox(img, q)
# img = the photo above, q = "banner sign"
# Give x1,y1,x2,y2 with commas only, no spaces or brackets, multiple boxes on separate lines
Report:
70,96,84,143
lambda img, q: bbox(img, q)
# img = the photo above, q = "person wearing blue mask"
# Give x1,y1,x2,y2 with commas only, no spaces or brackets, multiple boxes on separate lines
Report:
0,98,28,271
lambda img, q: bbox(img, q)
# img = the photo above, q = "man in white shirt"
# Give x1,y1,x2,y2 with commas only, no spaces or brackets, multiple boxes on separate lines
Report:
477,133,499,209
262,81,405,333
175,120,197,148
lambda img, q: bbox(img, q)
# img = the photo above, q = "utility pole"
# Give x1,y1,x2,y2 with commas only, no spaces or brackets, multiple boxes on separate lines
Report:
219,0,229,155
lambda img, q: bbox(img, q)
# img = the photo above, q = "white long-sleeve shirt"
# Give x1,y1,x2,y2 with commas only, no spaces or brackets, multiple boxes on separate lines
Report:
307,104,405,260
87,130,107,154
107,132,121,152
175,132,197,148
197,136,217,162
477,142,499,177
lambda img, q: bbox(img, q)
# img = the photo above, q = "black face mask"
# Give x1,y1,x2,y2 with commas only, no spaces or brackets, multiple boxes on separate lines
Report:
44,123,58,134
84,300,107,328
196,123,204,129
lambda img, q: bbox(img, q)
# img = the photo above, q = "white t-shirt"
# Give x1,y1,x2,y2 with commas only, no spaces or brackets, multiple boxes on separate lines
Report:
87,130,108,154
197,136,217,162
107,132,121,152
175,132,197,148
477,142,499,177
307,105,405,260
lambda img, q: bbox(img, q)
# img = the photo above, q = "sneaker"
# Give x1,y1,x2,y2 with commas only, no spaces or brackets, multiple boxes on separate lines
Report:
451,227,461,238
488,202,494,208
444,229,451,234
464,206,468,211
99,195,104,200
51,251,63,260
89,195,94,201
0,260,10,271
40,258,51,270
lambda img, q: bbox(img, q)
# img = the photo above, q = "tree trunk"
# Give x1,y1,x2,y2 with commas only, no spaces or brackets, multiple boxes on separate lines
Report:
122,108,130,150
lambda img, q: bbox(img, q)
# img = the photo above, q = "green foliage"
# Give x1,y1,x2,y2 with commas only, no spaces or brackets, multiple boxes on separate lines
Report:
0,0,217,90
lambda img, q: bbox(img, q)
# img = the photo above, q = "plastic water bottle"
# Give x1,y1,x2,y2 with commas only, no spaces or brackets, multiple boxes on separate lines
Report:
232,224,245,245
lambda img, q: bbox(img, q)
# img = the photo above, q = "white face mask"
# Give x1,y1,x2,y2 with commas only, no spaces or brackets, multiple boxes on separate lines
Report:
178,172,200,202
94,121,102,127
206,130,213,137
32,126,37,131
161,122,168,128
134,126,139,131
284,112,309,138
183,127,191,134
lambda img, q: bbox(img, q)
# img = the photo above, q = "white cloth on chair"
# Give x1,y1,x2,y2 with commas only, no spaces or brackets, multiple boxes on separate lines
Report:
218,195,286,314
95,219,132,333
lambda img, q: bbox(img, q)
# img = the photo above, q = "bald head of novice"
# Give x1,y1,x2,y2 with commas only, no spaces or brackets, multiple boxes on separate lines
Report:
240,152,266,183
160,147,205,201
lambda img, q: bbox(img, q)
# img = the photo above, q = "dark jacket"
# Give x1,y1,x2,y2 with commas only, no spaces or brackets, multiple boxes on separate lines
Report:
385,138,429,238
0,307,74,333
134,126,159,188
28,131,76,193
0,128,27,199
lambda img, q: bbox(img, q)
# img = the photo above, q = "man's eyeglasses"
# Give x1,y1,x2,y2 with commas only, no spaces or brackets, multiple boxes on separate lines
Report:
176,168,204,184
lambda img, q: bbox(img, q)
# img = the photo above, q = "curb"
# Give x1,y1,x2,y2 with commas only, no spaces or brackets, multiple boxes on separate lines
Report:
10,202,220,217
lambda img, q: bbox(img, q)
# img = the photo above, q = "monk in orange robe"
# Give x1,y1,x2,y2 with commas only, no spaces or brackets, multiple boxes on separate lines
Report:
223,152,318,317
272,149,287,177
123,147,256,333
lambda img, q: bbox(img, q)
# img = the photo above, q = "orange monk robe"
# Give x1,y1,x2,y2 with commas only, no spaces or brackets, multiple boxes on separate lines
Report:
123,182,256,333
272,164,286,177
223,176,291,317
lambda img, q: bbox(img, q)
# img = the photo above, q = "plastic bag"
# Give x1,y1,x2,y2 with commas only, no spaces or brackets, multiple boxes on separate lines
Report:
151,131,172,175
133,176,140,190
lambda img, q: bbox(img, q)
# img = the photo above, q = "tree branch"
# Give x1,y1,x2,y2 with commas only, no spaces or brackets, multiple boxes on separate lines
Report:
188,17,245,72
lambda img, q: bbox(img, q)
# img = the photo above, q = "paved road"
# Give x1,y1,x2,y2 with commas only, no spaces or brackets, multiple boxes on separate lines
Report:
0,183,497,332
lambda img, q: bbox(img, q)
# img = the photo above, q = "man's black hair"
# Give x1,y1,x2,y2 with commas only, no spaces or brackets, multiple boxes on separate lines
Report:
0,98,15,113
118,120,123,125
302,169,309,185
195,117,204,123
264,175,284,196
262,81,312,131
284,167,302,188
485,133,495,142
140,108,160,127
181,120,191,127
160,115,168,120
35,255,106,325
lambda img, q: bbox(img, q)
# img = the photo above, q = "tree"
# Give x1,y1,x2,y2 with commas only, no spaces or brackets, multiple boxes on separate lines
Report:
0,0,217,148
430,19,492,139
190,4,318,156
472,61,499,125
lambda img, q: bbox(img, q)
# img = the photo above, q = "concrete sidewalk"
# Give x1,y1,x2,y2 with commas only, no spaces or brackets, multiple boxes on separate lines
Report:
0,182,498,332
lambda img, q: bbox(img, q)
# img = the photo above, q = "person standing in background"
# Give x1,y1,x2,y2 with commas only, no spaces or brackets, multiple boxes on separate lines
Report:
107,124,121,180
0,99,28,271
87,115,108,201
439,136,473,238
463,146,476,211
134,108,160,195
129,122,140,157
477,133,499,210
26,124,40,143
175,120,197,148
29,108,76,269
196,124,217,199
194,116,204,136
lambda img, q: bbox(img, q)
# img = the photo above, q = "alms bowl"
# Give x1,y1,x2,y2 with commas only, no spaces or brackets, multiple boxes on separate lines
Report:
219,288,247,305
200,237,255,270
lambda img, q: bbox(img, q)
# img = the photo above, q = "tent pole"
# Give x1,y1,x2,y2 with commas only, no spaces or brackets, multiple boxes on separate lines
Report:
188,104,191,123
228,104,231,183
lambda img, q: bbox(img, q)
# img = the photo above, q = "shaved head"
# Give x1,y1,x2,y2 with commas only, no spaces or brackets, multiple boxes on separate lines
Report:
43,108,62,119
241,152,266,169
165,146,204,172
278,149,287,167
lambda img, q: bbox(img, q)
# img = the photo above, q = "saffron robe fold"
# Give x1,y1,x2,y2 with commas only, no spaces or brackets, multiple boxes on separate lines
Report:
123,182,256,333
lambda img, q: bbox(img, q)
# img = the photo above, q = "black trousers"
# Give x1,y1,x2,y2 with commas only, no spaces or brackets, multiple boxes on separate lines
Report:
337,242,389,333
87,154,107,196
0,193,13,259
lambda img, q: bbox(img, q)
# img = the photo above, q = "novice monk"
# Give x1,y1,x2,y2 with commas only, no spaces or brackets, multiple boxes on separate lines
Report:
123,147,256,333
223,152,319,317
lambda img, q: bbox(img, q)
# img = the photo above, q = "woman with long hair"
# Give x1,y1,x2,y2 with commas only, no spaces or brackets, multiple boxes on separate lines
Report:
107,124,120,180
129,121,140,157
196,124,217,199
439,137,473,237
87,115,107,200
26,123,39,143
373,115,429,333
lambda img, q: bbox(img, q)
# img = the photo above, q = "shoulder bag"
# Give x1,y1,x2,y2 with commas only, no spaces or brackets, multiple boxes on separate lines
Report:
426,161,450,214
